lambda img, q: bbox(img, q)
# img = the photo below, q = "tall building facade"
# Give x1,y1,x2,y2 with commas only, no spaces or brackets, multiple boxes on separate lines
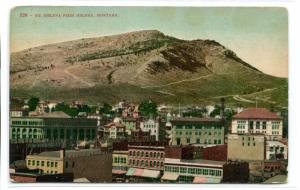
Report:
170,118,225,146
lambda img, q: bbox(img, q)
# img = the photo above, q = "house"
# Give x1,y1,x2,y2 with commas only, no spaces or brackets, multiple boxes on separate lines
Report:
231,108,283,140
102,118,126,140
266,140,288,160
140,119,160,141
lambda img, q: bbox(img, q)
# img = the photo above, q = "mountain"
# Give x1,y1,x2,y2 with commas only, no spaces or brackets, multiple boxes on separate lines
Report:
10,30,288,108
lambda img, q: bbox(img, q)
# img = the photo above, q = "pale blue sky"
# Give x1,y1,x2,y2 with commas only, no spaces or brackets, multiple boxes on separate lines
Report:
10,7,288,77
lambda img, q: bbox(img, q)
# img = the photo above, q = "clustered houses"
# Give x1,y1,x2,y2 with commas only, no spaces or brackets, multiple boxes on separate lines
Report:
9,97,288,183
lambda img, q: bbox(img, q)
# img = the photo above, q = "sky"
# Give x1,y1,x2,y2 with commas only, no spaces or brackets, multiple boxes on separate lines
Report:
10,6,288,77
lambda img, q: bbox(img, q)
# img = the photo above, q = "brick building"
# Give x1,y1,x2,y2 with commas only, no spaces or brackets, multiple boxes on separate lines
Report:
26,149,112,182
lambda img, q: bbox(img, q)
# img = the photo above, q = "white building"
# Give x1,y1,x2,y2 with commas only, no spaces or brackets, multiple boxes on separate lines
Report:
140,119,159,141
266,140,288,160
231,108,283,140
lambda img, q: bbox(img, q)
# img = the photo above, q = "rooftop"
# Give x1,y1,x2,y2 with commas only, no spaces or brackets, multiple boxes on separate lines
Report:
232,108,282,120
32,111,71,118
171,117,222,124
28,149,103,158
164,158,225,167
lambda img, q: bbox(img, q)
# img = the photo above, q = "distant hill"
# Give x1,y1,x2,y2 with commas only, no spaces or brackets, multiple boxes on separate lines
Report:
10,30,288,108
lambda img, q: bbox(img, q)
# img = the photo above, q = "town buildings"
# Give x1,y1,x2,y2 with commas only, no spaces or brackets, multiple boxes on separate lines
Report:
25,149,112,182
170,117,225,146
231,108,283,140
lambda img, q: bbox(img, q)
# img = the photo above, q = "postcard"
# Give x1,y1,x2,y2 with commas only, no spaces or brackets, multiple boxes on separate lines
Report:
9,6,288,184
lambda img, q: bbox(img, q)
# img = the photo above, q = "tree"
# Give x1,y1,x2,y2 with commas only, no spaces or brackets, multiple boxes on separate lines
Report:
28,97,39,111
138,100,158,118
100,103,113,115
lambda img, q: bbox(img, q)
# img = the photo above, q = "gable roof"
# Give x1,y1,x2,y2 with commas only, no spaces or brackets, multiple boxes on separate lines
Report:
232,108,282,120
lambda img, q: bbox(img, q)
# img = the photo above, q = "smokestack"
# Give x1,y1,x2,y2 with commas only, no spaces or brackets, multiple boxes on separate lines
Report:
220,98,225,120
60,149,65,159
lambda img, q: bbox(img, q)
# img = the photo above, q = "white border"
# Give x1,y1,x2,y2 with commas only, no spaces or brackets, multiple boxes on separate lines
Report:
1,1,300,190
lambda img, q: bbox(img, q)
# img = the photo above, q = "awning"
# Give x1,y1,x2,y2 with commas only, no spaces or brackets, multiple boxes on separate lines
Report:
126,168,160,178
112,169,127,175
134,168,144,176
161,172,179,181
141,169,160,179
193,176,208,183
193,176,221,184
126,168,135,176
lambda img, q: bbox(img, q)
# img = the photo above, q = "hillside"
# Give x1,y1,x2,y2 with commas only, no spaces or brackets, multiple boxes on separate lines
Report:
10,30,288,108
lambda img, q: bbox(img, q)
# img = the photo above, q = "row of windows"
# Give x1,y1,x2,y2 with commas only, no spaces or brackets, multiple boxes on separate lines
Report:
272,126,280,130
129,159,163,168
114,157,126,164
11,121,43,126
27,160,58,167
242,142,256,146
269,146,284,152
175,126,221,130
176,131,222,136
272,131,280,135
129,150,164,158
176,138,222,145
164,166,222,176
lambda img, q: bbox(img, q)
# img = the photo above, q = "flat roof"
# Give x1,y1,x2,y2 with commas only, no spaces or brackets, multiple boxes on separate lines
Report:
28,149,104,158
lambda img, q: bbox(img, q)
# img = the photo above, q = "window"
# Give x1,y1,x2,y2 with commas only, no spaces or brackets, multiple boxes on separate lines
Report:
51,162,54,167
186,138,191,144
141,160,144,166
37,161,40,166
141,151,144,157
145,160,148,167
249,121,254,129
72,161,75,168
154,152,156,158
65,161,68,168
27,160,31,166
137,151,140,157
41,161,44,166
55,162,58,167
253,142,256,146
176,138,181,145
47,161,50,167
150,161,153,167
262,121,267,129
150,152,153,157
256,121,260,129
180,167,187,173
137,160,139,166
196,139,200,144
145,152,149,157
133,151,136,156
129,151,132,156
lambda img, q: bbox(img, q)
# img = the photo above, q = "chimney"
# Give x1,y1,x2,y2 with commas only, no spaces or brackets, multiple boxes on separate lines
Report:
60,149,65,159
220,98,225,120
